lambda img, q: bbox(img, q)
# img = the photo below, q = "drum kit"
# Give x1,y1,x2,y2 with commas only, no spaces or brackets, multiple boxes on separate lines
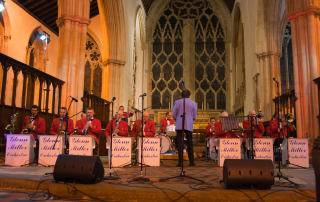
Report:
155,123,185,154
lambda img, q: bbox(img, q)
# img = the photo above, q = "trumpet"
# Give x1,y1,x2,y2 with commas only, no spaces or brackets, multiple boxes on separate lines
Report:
83,117,90,136
255,112,264,125
5,113,18,134
21,115,33,134
285,113,295,123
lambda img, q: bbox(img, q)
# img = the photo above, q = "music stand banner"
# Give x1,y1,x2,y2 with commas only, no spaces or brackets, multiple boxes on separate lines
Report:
137,137,160,166
108,137,132,167
218,138,241,167
38,135,65,166
69,135,95,156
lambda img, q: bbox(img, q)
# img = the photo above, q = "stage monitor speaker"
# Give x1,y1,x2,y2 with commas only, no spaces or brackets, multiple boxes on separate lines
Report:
53,154,105,184
223,159,274,189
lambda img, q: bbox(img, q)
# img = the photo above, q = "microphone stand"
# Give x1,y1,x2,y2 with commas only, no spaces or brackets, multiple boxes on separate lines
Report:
160,82,204,183
105,98,120,180
249,115,255,159
133,94,150,182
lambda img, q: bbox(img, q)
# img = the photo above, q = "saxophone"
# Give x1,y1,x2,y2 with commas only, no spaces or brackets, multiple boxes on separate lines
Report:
21,116,33,134
5,113,18,134
83,117,90,136
112,118,120,137
59,117,66,136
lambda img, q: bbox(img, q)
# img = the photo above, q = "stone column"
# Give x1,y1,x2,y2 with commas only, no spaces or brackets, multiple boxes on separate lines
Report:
56,0,91,120
286,0,320,140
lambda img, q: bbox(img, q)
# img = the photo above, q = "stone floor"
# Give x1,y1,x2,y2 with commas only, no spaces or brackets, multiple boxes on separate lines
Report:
0,156,316,201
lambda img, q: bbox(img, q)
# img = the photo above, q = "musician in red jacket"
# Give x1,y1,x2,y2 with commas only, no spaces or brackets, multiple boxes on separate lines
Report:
215,112,242,138
75,112,87,129
105,110,128,138
206,117,216,140
78,107,101,144
22,105,46,140
131,111,156,138
49,107,74,135
160,111,175,134
115,106,134,118
269,111,294,146
242,110,264,143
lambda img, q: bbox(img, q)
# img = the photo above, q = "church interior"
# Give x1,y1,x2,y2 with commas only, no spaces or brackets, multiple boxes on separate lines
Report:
0,0,319,201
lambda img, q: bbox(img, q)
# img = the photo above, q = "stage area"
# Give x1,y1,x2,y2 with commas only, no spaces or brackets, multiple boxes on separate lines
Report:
0,157,316,202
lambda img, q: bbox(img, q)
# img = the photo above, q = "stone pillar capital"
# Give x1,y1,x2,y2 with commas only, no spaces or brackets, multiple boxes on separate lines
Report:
286,6,320,21
103,59,126,67
56,14,91,28
255,51,282,59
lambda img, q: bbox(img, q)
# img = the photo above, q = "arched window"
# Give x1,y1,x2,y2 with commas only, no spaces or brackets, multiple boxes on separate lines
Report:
151,0,226,110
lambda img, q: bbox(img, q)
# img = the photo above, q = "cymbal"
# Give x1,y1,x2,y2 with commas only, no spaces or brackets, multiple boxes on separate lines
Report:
155,122,163,127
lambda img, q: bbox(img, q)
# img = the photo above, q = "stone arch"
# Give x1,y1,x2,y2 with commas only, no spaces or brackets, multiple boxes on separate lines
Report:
26,26,46,71
87,28,103,57
0,8,11,54
135,6,146,50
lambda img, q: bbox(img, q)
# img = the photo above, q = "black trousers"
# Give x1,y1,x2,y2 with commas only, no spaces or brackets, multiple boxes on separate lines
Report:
176,130,194,164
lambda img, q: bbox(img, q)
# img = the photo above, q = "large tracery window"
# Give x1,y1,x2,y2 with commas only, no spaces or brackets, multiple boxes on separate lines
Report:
151,0,226,110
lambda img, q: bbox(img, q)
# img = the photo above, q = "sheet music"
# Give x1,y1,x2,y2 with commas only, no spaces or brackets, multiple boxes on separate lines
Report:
222,117,239,131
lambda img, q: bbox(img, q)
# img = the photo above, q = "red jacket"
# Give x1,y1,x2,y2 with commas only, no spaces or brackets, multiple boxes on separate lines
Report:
78,118,101,144
242,120,264,143
105,119,128,138
206,124,215,140
132,120,156,138
75,119,82,128
214,121,242,138
160,118,175,133
269,119,294,139
22,116,46,140
49,118,74,135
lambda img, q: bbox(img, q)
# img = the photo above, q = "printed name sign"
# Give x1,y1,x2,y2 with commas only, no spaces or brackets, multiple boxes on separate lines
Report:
208,138,218,160
137,137,160,166
5,134,36,166
253,138,274,161
108,137,132,167
69,135,96,156
218,138,241,167
38,135,65,166
282,138,309,168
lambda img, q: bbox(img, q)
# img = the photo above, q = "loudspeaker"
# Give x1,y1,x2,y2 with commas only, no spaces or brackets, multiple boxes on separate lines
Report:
53,154,105,184
223,159,274,189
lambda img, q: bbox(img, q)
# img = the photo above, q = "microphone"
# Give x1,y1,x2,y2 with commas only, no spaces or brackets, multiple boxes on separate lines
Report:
139,93,147,97
110,97,116,103
273,78,279,84
70,96,78,102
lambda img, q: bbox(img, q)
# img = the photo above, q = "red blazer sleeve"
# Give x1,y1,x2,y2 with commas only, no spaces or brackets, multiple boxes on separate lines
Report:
78,119,85,134
104,120,111,138
258,121,265,133
67,119,74,134
206,125,211,137
289,124,294,132
269,120,278,134
75,120,81,128
91,119,101,135
131,120,139,138
22,116,29,130
49,119,58,135
30,118,46,135
170,119,174,125
215,122,226,138
160,119,166,132
119,121,128,136
145,121,156,137
128,112,134,117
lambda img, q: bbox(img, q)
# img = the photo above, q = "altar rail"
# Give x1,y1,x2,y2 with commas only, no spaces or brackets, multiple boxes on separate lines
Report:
0,53,65,151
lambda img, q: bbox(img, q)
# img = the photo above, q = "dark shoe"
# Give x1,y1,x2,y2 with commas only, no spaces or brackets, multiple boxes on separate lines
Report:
177,163,182,167
189,163,195,166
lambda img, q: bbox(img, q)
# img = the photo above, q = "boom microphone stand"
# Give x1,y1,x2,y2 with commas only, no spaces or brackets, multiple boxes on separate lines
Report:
160,81,204,183
105,97,120,180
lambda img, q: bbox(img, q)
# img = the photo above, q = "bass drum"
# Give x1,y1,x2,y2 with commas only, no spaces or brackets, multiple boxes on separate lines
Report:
156,134,171,154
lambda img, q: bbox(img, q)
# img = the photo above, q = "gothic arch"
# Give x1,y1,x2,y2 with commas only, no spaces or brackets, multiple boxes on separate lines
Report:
0,8,11,54
135,6,146,50
87,28,103,57
232,2,242,47
26,26,46,71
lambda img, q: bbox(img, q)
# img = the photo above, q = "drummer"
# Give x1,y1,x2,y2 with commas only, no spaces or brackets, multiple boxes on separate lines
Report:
160,112,175,134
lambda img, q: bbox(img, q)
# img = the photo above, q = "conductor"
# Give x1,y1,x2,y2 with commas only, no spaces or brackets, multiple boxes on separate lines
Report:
172,89,197,167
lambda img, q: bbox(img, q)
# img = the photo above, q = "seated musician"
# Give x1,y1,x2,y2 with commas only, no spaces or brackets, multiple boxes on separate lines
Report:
22,105,46,140
105,110,128,138
269,111,294,147
206,117,216,140
215,112,241,138
78,107,101,144
75,112,87,129
242,110,265,158
131,111,156,138
160,111,174,134
116,106,134,118
49,107,74,135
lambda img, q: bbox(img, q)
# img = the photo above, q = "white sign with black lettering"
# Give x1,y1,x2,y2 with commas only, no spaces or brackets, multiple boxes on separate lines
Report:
282,138,309,168
218,138,241,167
137,137,160,166
38,135,65,166
5,134,35,166
68,135,95,156
108,137,132,167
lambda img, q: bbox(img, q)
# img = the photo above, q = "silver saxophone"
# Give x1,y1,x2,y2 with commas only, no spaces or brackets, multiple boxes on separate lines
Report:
83,117,90,136
112,118,120,137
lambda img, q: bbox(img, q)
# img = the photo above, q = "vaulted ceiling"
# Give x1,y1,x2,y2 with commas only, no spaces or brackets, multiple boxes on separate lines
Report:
141,0,236,14
12,0,99,35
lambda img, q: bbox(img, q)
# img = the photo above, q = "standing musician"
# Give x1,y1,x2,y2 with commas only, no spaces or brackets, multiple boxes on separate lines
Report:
105,110,128,138
131,111,156,138
78,107,101,144
160,111,174,134
206,117,216,140
215,112,241,138
75,112,87,129
269,111,294,146
117,106,134,118
49,107,74,135
242,110,265,158
172,89,196,167
22,105,46,140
